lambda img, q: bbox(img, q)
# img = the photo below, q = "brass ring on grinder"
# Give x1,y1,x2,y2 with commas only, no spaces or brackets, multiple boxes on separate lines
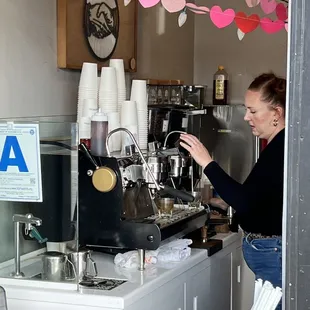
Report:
92,167,117,192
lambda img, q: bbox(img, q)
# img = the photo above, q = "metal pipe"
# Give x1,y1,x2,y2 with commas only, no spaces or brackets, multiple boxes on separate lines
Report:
11,222,24,278
106,128,161,191
12,214,42,226
137,249,145,271
163,130,187,149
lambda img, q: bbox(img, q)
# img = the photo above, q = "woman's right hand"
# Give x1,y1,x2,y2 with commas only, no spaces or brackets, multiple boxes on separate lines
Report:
179,134,213,169
209,197,229,211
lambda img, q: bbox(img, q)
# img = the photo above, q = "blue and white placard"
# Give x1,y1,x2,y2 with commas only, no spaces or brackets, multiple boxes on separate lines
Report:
0,123,42,202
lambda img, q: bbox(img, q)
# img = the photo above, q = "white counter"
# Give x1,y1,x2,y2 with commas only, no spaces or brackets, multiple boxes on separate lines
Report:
0,232,243,310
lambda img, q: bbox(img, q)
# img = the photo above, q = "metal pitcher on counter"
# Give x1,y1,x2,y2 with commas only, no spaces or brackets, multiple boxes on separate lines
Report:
40,251,76,282
40,250,97,282
68,250,97,280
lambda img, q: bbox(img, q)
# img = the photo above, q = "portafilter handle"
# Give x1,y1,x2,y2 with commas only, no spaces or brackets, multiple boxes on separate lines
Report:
159,185,194,203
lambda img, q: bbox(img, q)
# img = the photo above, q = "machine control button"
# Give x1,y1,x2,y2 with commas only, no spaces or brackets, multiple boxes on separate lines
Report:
92,167,117,193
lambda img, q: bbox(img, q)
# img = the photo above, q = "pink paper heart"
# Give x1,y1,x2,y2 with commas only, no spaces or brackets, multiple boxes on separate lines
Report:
138,0,160,8
245,0,260,8
285,23,288,32
161,0,186,13
260,0,277,15
188,9,208,15
276,3,288,21
186,3,210,13
210,6,236,29
260,18,284,34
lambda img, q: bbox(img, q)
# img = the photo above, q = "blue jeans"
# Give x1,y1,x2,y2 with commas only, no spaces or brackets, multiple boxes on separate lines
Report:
242,236,282,309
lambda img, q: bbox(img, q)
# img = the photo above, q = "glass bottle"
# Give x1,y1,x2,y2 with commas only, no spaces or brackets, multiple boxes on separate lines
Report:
212,65,229,105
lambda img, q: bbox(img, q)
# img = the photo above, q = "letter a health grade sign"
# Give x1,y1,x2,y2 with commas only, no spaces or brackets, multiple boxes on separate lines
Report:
0,123,42,202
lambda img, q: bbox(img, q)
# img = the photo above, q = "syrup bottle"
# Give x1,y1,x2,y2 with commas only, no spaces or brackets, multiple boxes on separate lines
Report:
212,66,229,105
91,109,109,157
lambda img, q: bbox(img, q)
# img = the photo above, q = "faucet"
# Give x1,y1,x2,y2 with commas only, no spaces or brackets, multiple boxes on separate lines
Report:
11,213,46,278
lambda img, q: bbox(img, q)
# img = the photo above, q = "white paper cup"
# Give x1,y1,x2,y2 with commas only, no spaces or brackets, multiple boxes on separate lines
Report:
82,99,98,118
79,63,98,89
107,112,121,152
122,124,139,155
99,67,117,92
120,100,138,127
79,117,91,138
130,80,147,104
109,59,126,90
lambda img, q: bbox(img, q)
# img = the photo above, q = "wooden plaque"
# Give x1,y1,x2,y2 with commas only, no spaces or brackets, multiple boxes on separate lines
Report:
57,0,137,71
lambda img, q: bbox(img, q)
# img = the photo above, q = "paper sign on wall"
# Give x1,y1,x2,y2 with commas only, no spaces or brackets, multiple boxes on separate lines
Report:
0,123,42,202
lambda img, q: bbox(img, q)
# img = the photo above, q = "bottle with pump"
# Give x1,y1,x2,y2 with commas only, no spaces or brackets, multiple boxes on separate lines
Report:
212,66,229,105
91,109,109,157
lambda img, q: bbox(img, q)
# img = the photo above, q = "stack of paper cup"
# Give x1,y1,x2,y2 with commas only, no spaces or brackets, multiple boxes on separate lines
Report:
130,80,148,150
107,112,121,152
122,124,139,155
99,67,118,113
109,59,126,112
120,100,138,128
82,99,98,119
120,100,138,152
79,117,91,140
78,62,98,123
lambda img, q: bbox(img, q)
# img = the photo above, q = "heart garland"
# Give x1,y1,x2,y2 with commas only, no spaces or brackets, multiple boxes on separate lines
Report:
136,0,288,36
235,12,260,33
210,6,235,29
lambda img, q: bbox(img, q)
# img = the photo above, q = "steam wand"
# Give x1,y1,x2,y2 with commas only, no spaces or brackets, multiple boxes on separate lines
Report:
106,128,161,191
163,130,187,149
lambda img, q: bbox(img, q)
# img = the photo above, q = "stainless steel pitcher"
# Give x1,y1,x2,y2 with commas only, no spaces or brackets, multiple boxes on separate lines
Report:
40,251,75,282
68,250,97,280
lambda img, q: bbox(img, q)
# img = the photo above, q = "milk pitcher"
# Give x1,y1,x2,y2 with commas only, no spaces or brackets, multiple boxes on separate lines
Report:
40,251,76,282
68,250,97,280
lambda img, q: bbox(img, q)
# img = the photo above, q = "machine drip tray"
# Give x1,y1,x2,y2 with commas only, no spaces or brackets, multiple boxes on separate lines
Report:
79,277,127,291
30,273,42,280
29,274,126,290
146,207,206,228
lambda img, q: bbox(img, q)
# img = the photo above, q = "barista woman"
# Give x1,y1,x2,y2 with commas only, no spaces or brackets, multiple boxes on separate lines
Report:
180,73,286,306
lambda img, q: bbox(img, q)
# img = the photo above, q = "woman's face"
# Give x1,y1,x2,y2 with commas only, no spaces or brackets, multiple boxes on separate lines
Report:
244,90,281,141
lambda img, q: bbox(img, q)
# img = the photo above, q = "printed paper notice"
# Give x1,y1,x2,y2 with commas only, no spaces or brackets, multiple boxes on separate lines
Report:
0,123,42,202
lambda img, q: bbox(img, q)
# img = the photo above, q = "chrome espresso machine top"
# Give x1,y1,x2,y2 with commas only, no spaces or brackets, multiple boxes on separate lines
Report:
78,128,208,269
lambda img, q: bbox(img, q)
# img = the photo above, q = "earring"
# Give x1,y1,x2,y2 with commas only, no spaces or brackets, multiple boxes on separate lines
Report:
273,119,278,127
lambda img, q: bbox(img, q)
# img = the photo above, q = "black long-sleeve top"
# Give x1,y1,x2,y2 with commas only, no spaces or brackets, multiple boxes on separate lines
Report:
204,129,285,236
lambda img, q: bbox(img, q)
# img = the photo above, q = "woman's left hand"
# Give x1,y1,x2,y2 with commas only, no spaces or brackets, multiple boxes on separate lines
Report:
179,134,213,169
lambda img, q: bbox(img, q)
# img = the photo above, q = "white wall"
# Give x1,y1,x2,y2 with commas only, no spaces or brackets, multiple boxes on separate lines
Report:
134,5,195,84
193,0,287,104
0,0,79,118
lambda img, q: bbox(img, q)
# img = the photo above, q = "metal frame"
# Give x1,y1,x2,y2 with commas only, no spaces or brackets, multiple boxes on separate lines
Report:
284,0,310,308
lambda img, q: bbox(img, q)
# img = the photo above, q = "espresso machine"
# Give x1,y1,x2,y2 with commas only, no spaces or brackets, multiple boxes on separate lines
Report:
78,128,208,270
